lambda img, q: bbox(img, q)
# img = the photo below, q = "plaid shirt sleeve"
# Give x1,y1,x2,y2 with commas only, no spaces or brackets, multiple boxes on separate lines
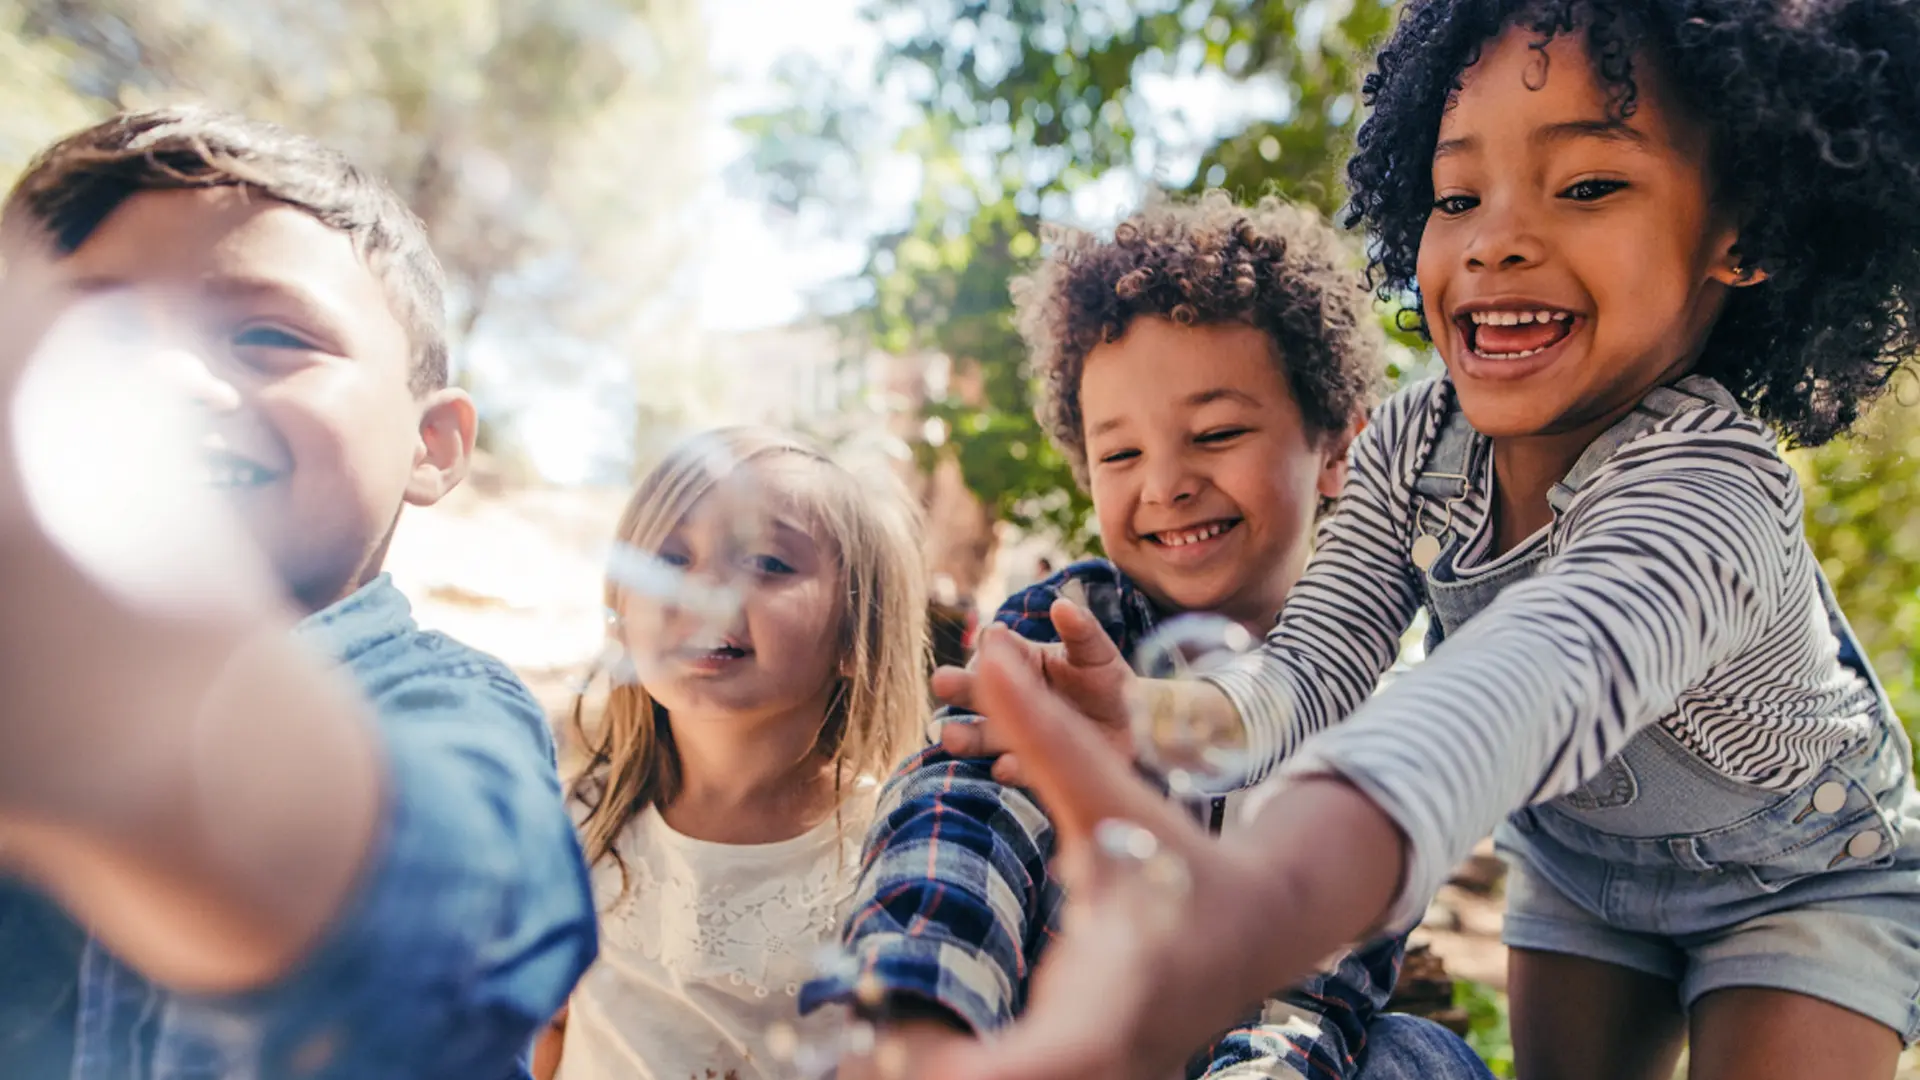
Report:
798,742,1061,1032
796,567,1143,1031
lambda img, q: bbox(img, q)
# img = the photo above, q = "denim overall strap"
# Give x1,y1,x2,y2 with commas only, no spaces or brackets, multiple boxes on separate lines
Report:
1413,387,1479,504
1546,375,1737,515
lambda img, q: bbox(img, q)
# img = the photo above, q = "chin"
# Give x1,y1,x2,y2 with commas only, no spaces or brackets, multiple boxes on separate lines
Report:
1448,382,1564,439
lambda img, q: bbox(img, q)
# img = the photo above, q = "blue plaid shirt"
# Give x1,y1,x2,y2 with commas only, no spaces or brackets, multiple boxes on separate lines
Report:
803,560,1411,1078
0,575,598,1080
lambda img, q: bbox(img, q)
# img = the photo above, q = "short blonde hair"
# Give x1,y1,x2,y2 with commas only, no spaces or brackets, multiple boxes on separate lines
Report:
569,427,929,880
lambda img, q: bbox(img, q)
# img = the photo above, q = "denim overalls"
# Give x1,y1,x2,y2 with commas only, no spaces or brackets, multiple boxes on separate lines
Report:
1410,375,1920,1038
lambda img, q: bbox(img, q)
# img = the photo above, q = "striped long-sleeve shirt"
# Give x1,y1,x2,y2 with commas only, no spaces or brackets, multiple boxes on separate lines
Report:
1210,377,1881,931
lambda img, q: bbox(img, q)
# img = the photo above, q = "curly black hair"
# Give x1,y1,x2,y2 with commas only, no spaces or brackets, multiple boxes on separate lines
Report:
1014,191,1385,487
1344,0,1920,445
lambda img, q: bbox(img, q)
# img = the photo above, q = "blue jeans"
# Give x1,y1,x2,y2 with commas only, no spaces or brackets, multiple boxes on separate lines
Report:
1359,1014,1496,1080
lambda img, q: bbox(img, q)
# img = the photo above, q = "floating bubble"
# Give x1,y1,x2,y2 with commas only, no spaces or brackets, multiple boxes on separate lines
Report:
605,438,781,686
762,947,904,1080
9,292,271,617
1092,819,1193,900
1130,613,1257,796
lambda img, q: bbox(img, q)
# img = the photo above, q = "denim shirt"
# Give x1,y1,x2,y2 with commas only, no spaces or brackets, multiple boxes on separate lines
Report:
0,575,598,1079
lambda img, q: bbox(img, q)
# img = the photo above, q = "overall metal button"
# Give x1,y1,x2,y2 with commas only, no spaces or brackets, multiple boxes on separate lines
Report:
1848,831,1884,860
1812,782,1848,814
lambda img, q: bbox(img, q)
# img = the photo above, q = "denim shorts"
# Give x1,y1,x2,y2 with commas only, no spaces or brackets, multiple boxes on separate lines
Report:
1495,723,1920,1041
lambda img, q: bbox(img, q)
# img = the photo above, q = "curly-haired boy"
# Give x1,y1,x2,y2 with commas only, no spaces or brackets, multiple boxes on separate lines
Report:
805,192,1493,1080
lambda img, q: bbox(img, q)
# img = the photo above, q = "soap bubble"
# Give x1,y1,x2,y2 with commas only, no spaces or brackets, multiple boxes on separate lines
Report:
1130,613,1257,796
604,439,777,686
9,292,271,618
762,947,904,1080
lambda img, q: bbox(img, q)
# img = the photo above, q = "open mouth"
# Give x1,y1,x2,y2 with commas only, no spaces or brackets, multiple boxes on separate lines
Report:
1144,518,1241,549
1456,307,1577,360
204,448,280,490
676,640,751,663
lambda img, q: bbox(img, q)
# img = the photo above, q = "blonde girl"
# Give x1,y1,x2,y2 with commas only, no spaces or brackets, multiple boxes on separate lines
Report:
539,427,928,1080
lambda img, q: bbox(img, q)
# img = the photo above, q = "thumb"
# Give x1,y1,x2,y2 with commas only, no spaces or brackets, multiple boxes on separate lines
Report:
1049,598,1123,669
972,633,1164,843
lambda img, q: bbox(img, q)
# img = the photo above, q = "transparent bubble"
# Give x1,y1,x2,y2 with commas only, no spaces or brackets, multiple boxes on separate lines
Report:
604,440,778,686
10,293,270,617
1130,613,1257,796
761,947,904,1080
1082,819,1192,934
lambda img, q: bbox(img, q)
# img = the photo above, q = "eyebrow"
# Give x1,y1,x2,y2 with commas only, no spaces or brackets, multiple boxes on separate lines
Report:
1086,386,1264,438
1434,119,1650,160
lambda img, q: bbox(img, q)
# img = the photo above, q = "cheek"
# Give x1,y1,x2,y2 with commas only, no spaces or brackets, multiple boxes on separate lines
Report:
265,371,417,481
1088,473,1134,542
1222,450,1316,536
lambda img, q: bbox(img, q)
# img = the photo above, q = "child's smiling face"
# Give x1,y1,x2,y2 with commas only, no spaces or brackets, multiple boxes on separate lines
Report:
1080,317,1350,635
1417,28,1750,439
17,186,471,612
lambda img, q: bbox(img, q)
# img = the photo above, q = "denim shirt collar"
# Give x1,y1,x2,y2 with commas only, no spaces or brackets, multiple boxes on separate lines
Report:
293,574,416,666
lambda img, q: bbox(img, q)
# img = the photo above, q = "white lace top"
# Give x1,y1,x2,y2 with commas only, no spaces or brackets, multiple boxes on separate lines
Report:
556,784,876,1080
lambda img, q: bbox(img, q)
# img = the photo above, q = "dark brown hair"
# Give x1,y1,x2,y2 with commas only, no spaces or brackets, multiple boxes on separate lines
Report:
1013,190,1385,487
2,106,449,391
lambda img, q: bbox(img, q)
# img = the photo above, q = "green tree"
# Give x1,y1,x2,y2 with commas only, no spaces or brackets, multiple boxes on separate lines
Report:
1794,397,1920,732
744,0,1410,557
0,0,708,458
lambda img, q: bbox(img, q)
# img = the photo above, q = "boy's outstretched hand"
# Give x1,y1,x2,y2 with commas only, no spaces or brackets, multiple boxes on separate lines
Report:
933,599,1136,784
926,635,1410,1080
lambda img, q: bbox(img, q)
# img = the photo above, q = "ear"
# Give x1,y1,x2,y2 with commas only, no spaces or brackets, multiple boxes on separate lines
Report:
1315,416,1364,502
404,387,477,508
1708,240,1769,288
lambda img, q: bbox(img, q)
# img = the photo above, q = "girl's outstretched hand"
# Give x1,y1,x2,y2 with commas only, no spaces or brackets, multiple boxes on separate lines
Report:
933,599,1137,784
924,633,1255,1080
926,635,1411,1080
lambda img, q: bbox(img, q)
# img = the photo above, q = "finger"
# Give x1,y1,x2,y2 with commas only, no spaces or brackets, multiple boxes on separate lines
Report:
989,752,1025,787
971,634,1170,843
1049,599,1123,668
921,1012,1110,1080
939,718,986,758
931,665,976,711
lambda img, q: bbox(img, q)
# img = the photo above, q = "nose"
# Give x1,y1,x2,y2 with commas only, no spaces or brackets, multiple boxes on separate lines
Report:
1140,454,1200,508
149,344,242,414
1463,199,1545,271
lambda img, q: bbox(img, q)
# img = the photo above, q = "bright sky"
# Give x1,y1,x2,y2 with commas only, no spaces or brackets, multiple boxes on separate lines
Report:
507,0,1292,483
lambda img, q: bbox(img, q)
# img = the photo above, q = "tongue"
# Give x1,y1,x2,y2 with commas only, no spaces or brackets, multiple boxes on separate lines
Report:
1476,321,1566,355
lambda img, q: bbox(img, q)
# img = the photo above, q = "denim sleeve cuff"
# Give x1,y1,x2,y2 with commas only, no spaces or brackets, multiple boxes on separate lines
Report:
179,702,598,1079
799,931,1014,1035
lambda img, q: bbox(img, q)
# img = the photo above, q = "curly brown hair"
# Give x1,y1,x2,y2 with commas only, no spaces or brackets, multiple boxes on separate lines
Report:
1013,190,1386,487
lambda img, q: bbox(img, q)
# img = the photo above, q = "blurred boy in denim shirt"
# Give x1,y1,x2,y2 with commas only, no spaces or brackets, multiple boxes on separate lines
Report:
0,108,595,1079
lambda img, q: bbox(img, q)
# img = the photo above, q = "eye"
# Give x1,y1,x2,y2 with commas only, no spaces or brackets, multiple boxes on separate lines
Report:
658,550,691,569
1432,193,1478,216
234,325,314,349
1196,427,1251,445
1097,448,1140,465
745,554,795,576
1561,178,1628,202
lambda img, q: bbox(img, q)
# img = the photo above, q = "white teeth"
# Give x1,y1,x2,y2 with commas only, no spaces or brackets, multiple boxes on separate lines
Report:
1476,346,1548,360
1469,309,1571,325
1156,522,1231,547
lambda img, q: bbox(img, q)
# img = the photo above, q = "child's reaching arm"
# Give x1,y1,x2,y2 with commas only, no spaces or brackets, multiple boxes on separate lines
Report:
941,386,1437,780
1241,415,1797,930
0,324,597,1074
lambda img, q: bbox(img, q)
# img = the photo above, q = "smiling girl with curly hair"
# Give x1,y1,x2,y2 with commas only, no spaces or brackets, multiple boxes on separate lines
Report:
928,1,1920,1078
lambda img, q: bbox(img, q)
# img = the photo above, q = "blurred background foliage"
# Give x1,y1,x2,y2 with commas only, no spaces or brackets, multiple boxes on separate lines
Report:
0,0,709,458
741,0,1920,725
